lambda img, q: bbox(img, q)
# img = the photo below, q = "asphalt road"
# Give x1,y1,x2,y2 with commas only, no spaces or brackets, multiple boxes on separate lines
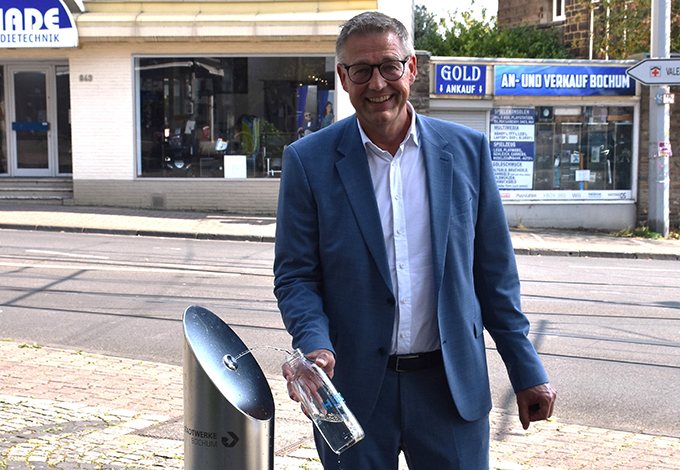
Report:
0,229,678,438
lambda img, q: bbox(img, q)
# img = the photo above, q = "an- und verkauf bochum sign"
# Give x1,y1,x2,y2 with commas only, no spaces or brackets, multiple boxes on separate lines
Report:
1,0,78,48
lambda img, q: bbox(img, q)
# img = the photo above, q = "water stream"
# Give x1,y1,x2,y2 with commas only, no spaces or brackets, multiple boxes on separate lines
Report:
223,345,292,371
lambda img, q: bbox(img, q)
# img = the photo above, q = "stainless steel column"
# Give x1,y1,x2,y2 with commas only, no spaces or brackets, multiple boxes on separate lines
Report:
183,305,274,469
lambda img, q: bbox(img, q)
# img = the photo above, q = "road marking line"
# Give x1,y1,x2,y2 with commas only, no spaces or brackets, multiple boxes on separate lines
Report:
26,249,110,260
530,233,545,243
0,261,238,276
568,265,679,273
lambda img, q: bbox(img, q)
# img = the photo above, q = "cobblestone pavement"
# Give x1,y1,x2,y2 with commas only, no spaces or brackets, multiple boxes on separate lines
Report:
1,203,679,468
0,396,182,470
1,341,679,470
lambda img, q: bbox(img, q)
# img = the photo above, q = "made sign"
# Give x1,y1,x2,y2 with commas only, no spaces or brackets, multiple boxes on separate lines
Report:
0,0,78,48
626,59,680,86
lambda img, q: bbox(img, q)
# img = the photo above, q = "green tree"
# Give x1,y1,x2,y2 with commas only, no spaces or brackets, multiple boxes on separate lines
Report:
414,5,570,59
588,0,680,59
414,5,446,53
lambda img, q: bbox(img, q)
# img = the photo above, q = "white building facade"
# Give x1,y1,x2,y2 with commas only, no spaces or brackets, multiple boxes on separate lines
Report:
0,0,413,213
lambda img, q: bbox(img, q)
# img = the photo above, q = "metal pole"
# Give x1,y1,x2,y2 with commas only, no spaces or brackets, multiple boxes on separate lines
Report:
648,0,671,237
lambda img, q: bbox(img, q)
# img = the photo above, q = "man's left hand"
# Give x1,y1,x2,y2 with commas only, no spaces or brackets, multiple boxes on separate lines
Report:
516,383,557,430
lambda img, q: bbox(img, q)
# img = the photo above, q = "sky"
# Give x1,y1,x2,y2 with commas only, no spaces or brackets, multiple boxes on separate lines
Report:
415,0,498,22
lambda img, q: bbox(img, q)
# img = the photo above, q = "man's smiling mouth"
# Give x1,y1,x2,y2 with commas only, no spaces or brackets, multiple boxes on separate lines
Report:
368,95,391,103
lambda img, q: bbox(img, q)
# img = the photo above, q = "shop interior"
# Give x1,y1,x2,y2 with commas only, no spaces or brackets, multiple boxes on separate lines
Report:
136,56,335,178
533,106,633,191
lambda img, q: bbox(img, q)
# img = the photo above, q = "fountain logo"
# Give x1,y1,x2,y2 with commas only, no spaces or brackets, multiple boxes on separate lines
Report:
222,432,240,448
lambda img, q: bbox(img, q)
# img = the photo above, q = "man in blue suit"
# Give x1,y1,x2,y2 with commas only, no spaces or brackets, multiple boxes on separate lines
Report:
274,11,556,469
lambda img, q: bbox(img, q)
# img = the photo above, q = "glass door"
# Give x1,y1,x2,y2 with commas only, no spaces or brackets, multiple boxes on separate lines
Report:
8,65,54,176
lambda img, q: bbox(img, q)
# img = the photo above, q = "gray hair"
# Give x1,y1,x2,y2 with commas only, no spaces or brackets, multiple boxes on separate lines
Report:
336,11,415,64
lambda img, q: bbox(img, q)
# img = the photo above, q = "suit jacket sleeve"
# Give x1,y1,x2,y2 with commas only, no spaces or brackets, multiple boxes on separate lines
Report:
273,143,335,355
472,134,549,393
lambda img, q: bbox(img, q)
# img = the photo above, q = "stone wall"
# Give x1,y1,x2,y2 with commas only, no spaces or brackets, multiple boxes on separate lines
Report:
74,179,280,214
410,51,431,115
637,85,680,229
497,0,553,28
672,88,680,228
562,0,591,58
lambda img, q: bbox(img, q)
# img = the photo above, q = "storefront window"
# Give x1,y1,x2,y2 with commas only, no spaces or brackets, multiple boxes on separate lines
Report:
0,66,6,174
136,56,335,178
56,65,72,174
491,106,634,200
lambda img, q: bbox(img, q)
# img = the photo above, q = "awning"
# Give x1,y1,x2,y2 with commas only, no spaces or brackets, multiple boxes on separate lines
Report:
74,2,375,42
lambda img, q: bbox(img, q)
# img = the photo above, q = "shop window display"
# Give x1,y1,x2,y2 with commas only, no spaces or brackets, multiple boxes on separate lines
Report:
0,66,6,174
56,65,72,174
136,56,335,178
492,106,633,197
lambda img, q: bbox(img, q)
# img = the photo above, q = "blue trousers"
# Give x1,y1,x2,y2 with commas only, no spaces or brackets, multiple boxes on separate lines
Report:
314,364,490,469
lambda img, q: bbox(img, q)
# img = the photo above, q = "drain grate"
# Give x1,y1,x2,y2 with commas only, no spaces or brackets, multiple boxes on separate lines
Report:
131,416,183,441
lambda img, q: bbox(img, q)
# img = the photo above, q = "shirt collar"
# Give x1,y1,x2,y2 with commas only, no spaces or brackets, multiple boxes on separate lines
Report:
357,102,419,154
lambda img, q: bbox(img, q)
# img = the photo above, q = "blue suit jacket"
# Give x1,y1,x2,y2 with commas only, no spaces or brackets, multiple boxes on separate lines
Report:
274,113,548,423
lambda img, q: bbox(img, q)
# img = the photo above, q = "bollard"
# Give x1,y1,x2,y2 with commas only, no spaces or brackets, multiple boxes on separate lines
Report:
183,305,275,469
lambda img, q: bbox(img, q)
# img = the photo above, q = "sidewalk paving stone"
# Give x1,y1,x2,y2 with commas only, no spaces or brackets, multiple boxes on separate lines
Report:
1,341,679,469
0,202,679,259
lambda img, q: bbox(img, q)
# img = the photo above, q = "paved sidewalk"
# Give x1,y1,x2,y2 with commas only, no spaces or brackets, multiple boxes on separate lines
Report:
1,202,680,469
1,341,679,470
0,201,679,259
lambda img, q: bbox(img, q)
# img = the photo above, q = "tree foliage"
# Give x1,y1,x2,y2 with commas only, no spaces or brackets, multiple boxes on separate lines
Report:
589,0,680,59
414,5,571,59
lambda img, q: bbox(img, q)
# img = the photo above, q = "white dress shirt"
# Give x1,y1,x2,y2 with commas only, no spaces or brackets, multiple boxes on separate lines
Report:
358,105,440,355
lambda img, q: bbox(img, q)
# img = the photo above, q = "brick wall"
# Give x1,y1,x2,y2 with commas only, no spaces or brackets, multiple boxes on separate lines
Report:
672,88,680,228
74,179,281,215
497,0,554,27
69,43,136,181
562,0,591,58
637,85,680,229
410,51,431,116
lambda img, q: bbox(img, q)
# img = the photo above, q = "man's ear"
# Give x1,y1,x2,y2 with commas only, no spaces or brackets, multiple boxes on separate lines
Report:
407,55,418,85
337,63,350,92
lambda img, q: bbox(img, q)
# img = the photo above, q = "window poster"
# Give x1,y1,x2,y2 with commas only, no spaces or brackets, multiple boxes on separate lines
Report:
490,108,535,190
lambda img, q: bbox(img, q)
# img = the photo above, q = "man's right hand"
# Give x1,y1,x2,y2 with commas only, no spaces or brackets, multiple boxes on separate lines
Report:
282,349,336,403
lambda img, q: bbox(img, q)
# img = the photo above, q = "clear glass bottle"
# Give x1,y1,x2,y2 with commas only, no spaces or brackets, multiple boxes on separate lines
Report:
286,349,365,454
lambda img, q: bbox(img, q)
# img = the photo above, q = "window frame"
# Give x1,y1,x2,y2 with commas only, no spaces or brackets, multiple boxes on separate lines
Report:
133,54,336,179
553,0,566,21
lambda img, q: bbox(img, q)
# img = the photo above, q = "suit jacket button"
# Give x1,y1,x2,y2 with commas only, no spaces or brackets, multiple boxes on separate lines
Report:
378,348,387,355
387,297,395,306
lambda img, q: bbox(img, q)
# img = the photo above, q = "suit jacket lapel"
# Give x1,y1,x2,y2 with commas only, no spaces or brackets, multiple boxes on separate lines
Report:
419,116,453,293
335,117,393,293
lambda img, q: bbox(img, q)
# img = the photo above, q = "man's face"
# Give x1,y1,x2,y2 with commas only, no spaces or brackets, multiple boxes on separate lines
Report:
337,32,417,139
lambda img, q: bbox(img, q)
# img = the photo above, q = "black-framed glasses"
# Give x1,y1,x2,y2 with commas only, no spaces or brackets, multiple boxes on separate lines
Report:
342,59,408,84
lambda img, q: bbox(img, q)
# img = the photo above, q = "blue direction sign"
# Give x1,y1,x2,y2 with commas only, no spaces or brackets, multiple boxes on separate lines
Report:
626,59,680,86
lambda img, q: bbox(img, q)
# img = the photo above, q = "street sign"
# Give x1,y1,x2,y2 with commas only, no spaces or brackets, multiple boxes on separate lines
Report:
626,58,680,85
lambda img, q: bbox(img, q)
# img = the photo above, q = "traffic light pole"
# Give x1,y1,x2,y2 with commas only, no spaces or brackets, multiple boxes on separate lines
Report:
648,0,671,237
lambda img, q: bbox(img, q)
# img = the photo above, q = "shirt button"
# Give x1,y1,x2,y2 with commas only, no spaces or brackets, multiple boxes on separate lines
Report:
401,298,408,304
396,229,402,235
399,263,405,269
400,333,407,339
